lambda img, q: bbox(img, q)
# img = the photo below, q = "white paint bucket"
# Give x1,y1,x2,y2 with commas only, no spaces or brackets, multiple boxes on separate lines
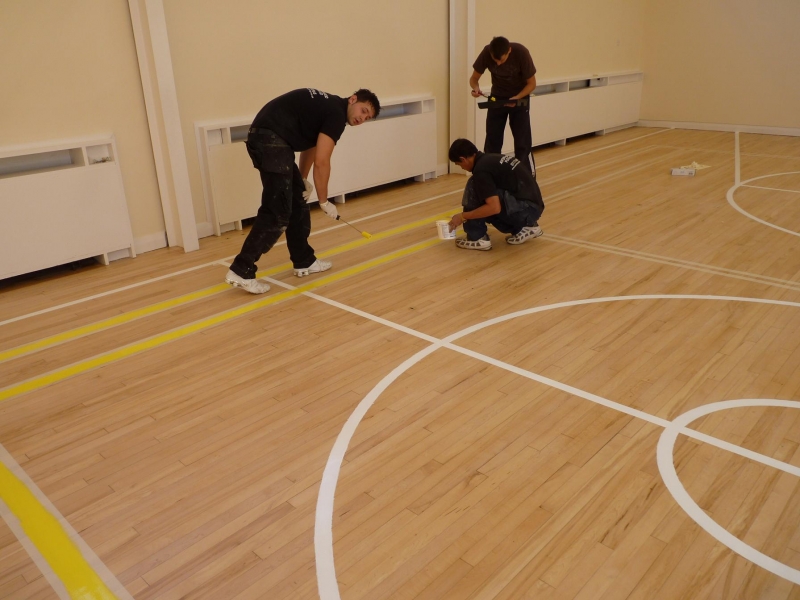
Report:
436,220,455,240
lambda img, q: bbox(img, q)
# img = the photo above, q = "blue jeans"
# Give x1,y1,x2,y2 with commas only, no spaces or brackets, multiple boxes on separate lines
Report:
462,178,543,241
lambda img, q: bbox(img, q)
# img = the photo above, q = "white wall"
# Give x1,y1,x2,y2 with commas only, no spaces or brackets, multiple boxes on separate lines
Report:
640,0,800,129
162,0,451,226
0,0,450,255
475,0,646,82
3,0,798,262
0,1,166,249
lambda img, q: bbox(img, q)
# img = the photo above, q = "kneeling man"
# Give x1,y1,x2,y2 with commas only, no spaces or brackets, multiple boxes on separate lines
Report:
448,138,544,250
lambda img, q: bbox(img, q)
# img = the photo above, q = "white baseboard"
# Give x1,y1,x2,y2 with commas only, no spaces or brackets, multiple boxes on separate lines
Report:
638,120,800,137
133,231,167,255
106,231,165,263
436,163,449,177
604,122,638,134
196,221,214,238
106,248,133,263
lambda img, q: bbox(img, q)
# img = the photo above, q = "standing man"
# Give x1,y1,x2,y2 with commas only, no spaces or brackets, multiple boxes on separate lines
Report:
447,138,544,251
470,36,537,171
225,88,381,294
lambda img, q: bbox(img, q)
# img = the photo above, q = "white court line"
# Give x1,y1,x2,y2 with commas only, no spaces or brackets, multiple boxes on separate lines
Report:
299,292,800,598
543,234,800,292
727,171,800,239
735,131,741,186
726,132,800,237
0,261,220,327
0,498,70,599
744,184,800,195
448,345,800,477
0,128,669,329
535,128,668,168
0,190,458,328
658,400,800,584
537,145,658,188
653,144,800,161
545,152,677,204
0,443,134,599
264,276,440,345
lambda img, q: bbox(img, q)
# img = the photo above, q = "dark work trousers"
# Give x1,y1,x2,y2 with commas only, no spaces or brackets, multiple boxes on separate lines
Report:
484,106,534,172
461,178,543,241
230,131,317,279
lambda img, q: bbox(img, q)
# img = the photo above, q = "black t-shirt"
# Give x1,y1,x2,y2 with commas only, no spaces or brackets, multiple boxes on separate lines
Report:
472,152,541,206
252,88,348,152
473,42,536,98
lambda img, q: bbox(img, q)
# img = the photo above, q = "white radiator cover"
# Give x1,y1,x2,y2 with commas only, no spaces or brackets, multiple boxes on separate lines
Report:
474,72,643,151
0,137,135,280
196,95,438,235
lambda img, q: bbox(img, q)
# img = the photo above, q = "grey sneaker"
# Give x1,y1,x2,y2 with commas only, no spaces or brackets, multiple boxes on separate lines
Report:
225,269,271,294
506,226,543,245
294,259,332,277
455,235,492,251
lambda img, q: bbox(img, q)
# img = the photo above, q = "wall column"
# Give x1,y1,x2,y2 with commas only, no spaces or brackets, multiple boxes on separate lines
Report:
127,0,199,251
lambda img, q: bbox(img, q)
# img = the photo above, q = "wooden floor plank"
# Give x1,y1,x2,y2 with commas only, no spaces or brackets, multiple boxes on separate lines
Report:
1,129,800,598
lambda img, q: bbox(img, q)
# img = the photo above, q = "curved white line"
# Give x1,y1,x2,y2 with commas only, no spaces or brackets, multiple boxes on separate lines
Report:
726,171,800,238
314,344,443,598
657,399,800,584
315,294,800,598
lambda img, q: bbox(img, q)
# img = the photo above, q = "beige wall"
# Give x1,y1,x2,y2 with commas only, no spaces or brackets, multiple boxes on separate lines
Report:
640,0,800,129
162,0,451,225
4,1,797,259
0,1,165,244
475,0,646,82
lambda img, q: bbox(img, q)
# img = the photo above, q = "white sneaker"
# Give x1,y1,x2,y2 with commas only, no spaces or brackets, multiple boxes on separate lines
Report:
455,235,492,251
294,259,332,278
506,226,543,245
225,269,271,294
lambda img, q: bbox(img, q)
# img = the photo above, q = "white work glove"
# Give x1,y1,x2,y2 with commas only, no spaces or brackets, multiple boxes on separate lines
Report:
319,200,339,220
302,178,314,201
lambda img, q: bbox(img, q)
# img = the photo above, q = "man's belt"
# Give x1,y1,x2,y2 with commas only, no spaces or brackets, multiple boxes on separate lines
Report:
477,96,529,110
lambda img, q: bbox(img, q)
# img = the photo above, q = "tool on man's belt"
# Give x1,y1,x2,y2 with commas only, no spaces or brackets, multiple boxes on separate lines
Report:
477,96,529,109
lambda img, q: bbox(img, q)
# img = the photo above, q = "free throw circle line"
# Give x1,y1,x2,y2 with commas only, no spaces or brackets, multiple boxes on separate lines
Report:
727,171,800,238
315,294,800,598
657,399,800,584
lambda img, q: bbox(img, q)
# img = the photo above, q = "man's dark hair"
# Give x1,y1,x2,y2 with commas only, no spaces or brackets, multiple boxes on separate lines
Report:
489,36,511,59
449,138,478,163
353,88,381,118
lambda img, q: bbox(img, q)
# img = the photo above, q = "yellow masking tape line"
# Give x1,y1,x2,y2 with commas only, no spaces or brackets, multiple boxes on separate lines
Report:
0,237,443,403
1,209,459,365
0,285,228,362
0,462,118,599
310,209,459,261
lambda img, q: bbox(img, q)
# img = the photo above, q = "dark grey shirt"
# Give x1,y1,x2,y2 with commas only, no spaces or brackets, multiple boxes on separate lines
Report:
473,42,536,98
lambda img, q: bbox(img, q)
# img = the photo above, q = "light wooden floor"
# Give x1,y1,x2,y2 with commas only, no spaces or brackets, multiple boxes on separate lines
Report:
1,128,800,599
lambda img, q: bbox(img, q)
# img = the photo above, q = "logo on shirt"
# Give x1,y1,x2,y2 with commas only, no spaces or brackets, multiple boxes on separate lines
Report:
500,154,520,170
307,88,329,99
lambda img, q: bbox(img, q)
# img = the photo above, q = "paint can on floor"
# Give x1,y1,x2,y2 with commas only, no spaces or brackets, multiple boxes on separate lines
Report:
436,220,455,240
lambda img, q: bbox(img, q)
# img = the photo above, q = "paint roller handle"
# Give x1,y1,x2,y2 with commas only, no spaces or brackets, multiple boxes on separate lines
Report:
319,200,339,220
